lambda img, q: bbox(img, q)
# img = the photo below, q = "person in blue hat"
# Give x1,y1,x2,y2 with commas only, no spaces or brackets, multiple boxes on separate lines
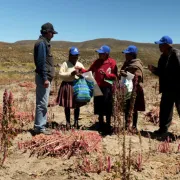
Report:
57,47,85,129
148,36,180,135
76,45,118,133
120,45,145,132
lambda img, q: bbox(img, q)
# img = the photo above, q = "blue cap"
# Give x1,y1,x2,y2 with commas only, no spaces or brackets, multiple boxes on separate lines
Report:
96,45,110,54
122,45,138,54
69,47,79,55
154,36,173,44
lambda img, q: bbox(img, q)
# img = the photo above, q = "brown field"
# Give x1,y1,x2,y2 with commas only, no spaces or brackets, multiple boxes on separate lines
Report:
0,39,180,180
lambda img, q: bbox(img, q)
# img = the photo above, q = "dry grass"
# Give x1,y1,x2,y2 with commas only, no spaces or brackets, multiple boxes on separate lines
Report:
0,42,180,179
2,38,180,69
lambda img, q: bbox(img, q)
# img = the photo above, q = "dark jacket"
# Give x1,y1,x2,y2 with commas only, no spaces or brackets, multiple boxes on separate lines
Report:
34,36,55,82
153,47,180,93
120,59,145,111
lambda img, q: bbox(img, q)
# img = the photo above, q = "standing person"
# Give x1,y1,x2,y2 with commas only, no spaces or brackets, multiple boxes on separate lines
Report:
148,36,180,135
120,45,145,132
34,22,58,135
57,47,85,129
76,45,117,132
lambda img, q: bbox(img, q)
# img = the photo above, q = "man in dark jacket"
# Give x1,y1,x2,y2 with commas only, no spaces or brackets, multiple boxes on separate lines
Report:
148,36,180,135
34,22,58,135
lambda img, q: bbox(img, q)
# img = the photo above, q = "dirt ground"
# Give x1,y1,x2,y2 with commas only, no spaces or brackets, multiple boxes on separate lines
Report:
0,75,180,180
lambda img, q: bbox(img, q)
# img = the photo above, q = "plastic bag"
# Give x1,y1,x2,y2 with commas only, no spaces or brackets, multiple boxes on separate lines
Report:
120,71,135,100
82,71,103,96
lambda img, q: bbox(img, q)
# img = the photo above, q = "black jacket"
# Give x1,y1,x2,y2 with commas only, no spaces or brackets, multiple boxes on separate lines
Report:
153,47,180,93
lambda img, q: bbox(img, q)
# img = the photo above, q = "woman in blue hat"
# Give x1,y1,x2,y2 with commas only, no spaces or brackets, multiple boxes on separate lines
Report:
120,45,145,132
76,45,118,133
56,47,85,129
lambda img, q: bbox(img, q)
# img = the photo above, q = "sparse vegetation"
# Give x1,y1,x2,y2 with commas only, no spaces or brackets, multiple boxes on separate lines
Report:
0,40,180,179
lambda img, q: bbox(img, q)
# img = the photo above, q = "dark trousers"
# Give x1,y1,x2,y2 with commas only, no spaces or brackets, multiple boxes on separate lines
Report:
159,92,180,131
94,87,112,127
125,99,138,128
98,114,111,126
64,107,80,124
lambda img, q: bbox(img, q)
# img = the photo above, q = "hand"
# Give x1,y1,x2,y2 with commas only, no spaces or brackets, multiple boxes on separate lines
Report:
139,82,143,88
76,74,83,78
75,66,82,71
99,69,105,75
148,65,156,73
44,80,49,88
71,69,79,76
120,70,127,77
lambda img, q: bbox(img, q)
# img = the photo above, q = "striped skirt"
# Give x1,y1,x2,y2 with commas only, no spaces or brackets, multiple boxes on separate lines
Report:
56,81,86,108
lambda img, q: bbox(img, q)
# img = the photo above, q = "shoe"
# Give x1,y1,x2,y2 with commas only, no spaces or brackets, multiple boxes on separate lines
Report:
73,121,79,129
98,116,104,127
104,124,112,134
41,128,53,135
97,121,105,131
154,128,168,136
66,123,71,130
34,128,52,135
131,126,139,134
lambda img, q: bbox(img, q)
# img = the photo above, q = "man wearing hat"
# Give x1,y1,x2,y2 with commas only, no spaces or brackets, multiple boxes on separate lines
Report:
33,22,58,135
148,36,180,135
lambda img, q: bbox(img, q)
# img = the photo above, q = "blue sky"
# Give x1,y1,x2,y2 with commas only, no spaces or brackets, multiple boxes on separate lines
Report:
0,0,180,43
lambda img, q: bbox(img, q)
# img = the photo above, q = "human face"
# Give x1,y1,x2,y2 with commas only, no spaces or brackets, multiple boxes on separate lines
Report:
69,54,79,64
46,31,54,41
125,53,133,61
158,44,166,53
98,53,109,60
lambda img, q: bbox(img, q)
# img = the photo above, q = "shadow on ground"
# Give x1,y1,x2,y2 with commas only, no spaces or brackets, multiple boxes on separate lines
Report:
140,130,180,142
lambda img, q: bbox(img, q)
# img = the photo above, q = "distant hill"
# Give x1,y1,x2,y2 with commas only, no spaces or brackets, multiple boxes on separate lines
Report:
0,41,10,47
13,38,159,49
0,38,180,69
14,38,180,50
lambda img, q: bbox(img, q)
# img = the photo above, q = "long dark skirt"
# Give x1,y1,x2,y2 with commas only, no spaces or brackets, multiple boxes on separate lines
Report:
56,81,86,108
94,87,112,116
134,85,145,111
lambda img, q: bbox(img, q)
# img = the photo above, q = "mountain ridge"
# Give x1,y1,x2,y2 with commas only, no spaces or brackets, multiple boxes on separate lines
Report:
13,38,180,50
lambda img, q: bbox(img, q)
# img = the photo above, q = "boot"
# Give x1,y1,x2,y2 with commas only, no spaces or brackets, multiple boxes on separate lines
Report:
98,115,104,130
73,120,79,129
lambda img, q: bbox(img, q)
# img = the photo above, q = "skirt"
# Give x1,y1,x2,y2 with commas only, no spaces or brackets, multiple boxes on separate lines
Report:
134,85,145,111
125,85,145,112
94,86,112,116
56,81,86,108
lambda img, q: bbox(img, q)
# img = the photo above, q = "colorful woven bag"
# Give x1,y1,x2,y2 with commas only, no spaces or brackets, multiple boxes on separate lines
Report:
73,77,94,102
